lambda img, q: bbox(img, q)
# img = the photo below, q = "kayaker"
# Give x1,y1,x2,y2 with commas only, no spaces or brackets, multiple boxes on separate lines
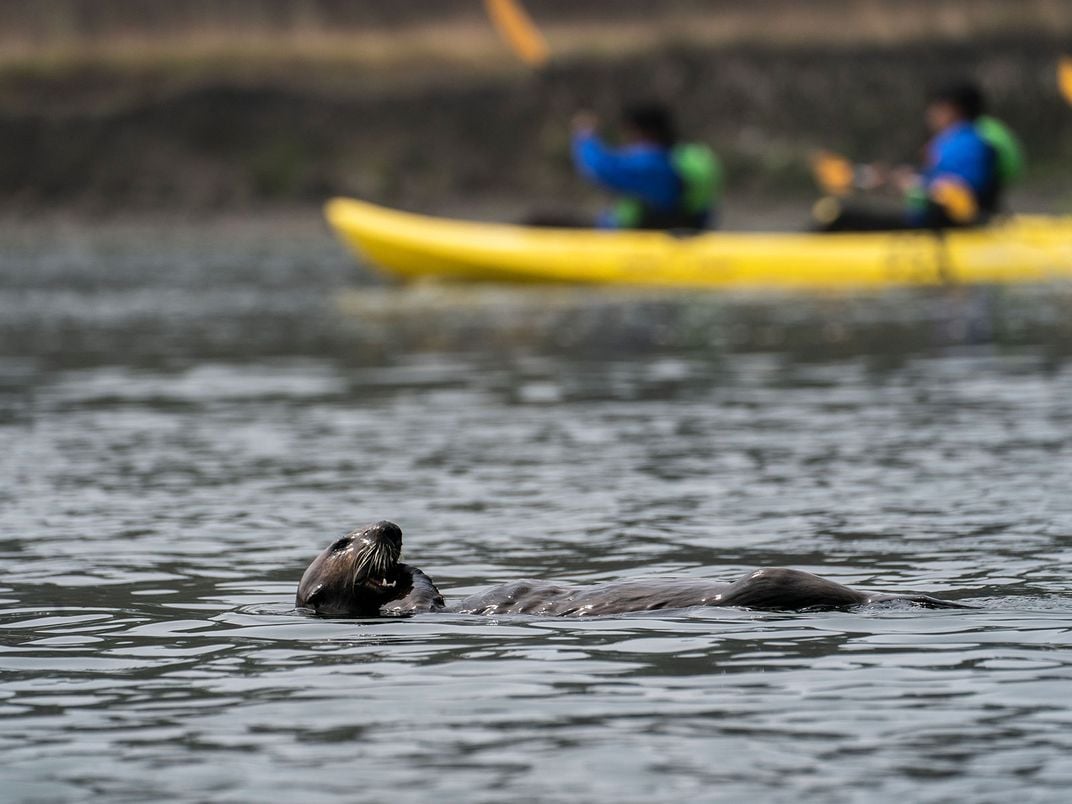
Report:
572,103,722,230
818,82,1019,231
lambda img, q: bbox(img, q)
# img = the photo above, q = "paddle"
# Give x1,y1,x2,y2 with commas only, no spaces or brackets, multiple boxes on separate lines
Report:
484,0,550,69
810,151,978,224
810,151,883,196
1059,56,1072,105
810,151,858,196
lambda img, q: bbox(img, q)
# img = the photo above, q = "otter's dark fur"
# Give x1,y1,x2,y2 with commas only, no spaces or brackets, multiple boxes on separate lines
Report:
451,569,965,615
296,522,966,618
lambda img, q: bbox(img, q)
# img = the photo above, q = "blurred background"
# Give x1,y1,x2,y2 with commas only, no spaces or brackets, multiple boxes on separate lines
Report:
2,0,1070,217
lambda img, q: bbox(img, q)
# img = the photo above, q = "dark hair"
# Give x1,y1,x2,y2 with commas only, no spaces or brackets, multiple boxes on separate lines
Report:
929,82,986,121
622,103,677,147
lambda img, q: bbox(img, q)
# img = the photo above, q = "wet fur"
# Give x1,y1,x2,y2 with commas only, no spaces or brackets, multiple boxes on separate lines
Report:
297,523,967,618
295,521,445,617
453,568,968,616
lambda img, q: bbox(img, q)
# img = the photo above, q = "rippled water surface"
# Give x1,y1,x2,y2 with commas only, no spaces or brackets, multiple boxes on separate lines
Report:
3,217,1072,802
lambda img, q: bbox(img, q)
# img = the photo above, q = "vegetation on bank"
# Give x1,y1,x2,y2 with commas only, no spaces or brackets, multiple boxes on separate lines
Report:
5,0,1071,55
2,1,1070,213
4,0,1071,90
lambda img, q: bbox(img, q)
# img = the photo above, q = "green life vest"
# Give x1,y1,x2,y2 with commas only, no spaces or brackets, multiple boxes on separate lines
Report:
976,116,1025,187
673,143,723,216
613,143,723,229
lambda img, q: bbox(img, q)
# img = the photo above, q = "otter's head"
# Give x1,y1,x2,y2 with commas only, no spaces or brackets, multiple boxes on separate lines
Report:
296,521,406,616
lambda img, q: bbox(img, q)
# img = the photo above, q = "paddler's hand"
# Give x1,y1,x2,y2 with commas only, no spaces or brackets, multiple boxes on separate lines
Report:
890,165,921,194
857,162,888,191
571,110,599,137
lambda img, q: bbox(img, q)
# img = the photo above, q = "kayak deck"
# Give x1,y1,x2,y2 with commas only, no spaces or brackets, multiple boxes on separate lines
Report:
325,197,1072,289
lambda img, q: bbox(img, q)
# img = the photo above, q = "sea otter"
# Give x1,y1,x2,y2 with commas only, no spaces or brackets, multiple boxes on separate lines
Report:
295,521,967,617
295,521,445,617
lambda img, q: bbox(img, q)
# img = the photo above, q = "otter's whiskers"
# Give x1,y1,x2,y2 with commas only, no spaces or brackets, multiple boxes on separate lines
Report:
349,536,399,590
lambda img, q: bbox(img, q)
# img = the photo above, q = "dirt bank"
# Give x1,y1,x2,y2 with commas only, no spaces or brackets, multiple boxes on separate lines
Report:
2,35,1070,215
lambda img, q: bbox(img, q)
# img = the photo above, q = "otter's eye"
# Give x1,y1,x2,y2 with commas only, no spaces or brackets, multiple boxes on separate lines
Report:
329,537,351,553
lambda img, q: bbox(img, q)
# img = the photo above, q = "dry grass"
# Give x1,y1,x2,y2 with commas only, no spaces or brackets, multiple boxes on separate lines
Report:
1,0,1069,83
0,25,508,78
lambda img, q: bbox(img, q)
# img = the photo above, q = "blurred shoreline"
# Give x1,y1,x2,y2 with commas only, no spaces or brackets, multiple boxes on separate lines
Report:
5,1,1068,59
2,1,1070,217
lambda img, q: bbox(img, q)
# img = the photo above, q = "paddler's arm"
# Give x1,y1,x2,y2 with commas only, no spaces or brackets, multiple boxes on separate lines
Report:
920,126,991,195
570,113,665,197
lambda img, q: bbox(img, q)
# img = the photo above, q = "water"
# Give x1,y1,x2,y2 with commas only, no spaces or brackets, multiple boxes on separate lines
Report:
2,215,1072,803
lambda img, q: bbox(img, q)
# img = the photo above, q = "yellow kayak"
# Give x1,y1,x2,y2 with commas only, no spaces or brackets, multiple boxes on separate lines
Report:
325,197,1072,289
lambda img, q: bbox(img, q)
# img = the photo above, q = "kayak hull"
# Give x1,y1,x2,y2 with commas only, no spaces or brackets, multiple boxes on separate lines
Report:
325,197,1072,289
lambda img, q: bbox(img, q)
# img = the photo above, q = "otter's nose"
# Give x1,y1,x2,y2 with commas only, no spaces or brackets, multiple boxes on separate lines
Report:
366,520,403,545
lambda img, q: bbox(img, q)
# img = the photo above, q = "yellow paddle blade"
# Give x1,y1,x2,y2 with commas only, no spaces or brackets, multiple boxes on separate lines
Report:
484,0,550,68
930,177,979,224
1059,56,1072,105
811,151,855,196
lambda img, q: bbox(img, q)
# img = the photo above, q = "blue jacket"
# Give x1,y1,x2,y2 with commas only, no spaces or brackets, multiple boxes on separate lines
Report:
922,122,995,199
572,133,682,226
